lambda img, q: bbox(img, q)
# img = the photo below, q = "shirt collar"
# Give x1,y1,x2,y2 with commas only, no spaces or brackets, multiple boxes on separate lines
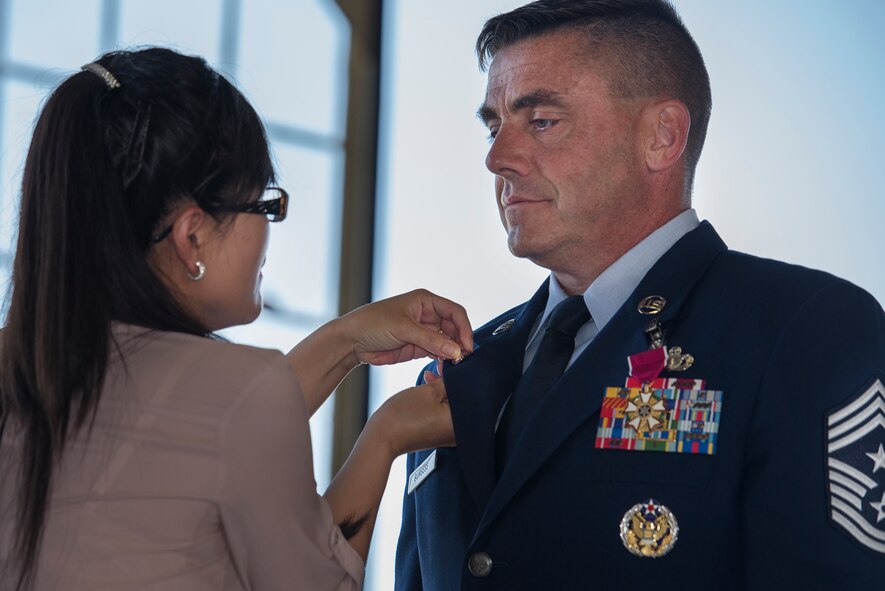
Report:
537,208,700,336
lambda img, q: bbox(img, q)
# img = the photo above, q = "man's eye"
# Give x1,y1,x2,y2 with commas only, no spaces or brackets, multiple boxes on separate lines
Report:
532,118,557,131
487,127,499,141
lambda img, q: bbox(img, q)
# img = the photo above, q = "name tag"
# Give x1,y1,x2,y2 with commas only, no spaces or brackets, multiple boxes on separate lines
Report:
407,449,437,495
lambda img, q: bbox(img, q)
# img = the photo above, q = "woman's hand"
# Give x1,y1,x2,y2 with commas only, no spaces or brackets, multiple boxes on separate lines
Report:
288,289,470,417
342,289,473,366
367,378,455,460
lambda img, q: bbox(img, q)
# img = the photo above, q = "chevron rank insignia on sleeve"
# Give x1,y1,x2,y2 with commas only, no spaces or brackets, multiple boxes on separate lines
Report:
826,377,885,554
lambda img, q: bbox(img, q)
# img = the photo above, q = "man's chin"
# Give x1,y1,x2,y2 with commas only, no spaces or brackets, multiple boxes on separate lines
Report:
507,236,548,265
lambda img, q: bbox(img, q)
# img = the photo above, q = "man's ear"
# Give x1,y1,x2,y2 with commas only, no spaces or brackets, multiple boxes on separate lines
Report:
642,99,691,173
168,206,211,278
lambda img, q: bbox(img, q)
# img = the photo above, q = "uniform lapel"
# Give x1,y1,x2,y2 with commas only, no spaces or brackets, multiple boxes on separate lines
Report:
445,281,550,511
476,222,728,535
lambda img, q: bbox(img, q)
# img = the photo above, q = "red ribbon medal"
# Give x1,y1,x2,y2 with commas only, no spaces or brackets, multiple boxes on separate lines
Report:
627,347,667,384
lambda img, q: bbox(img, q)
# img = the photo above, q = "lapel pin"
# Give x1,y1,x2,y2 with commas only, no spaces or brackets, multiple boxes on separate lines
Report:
620,498,679,558
637,295,667,316
492,319,515,335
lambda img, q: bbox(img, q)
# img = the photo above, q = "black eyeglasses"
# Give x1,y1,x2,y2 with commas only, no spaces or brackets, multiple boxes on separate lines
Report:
152,187,289,243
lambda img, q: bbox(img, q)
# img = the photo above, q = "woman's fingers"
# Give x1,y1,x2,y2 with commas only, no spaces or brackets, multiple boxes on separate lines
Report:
401,322,463,361
403,290,473,362
347,289,473,366
415,291,474,354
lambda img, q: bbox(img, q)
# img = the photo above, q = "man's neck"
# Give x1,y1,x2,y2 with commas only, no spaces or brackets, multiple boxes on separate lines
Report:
552,231,675,295
551,208,698,297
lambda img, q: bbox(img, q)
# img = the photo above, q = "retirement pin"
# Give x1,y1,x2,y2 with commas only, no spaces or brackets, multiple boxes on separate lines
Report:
492,319,515,335
620,499,679,558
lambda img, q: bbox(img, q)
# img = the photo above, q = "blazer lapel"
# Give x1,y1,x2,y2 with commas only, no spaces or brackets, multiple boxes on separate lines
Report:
445,281,549,511
476,222,728,535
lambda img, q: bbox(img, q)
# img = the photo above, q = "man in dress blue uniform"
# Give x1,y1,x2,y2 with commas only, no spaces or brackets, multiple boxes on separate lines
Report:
395,1,885,589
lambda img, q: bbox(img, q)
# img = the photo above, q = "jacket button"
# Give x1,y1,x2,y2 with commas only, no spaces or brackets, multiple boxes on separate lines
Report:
467,552,493,577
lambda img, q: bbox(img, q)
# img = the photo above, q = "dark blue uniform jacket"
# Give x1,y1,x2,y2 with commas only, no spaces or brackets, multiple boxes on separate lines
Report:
395,222,885,590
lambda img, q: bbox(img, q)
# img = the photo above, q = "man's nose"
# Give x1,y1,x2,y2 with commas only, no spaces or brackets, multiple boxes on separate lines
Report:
485,124,529,177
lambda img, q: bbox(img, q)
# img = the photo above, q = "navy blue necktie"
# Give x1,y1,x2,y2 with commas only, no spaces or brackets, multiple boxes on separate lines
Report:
495,295,591,477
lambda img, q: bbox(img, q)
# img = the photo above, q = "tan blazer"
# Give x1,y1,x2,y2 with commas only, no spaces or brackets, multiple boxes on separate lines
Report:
0,325,363,590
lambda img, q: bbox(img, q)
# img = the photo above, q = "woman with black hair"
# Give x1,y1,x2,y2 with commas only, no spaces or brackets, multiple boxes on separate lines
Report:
0,48,471,590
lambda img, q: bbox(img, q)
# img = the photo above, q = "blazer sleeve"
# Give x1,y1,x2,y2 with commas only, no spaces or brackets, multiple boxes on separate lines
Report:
218,353,365,591
394,452,424,591
742,280,885,588
394,365,435,591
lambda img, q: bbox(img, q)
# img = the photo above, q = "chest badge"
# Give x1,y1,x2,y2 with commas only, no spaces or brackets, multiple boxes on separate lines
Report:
597,344,722,454
620,499,679,558
596,297,719,454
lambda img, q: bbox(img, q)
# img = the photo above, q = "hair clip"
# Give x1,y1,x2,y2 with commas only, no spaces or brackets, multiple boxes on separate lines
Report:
81,63,121,90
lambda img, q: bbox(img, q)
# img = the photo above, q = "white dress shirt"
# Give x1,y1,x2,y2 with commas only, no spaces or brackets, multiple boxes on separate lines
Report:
523,208,701,370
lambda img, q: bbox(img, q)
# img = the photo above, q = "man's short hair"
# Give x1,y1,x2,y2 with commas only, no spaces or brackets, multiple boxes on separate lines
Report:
477,0,712,189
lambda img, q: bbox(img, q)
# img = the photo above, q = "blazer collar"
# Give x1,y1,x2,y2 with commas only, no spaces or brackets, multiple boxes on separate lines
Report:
475,221,728,536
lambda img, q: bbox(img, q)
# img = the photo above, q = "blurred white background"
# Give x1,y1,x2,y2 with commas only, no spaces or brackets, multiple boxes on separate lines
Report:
1,2,883,589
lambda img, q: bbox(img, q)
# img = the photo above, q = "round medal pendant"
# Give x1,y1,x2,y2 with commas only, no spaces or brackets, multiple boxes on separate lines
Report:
620,498,679,558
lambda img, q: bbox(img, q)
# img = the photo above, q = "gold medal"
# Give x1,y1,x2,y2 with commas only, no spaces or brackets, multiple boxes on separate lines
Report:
624,387,668,434
620,499,679,557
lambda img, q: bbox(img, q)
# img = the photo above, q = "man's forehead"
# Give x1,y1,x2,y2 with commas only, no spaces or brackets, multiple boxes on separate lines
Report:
486,60,547,94
482,55,601,113
482,33,603,102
